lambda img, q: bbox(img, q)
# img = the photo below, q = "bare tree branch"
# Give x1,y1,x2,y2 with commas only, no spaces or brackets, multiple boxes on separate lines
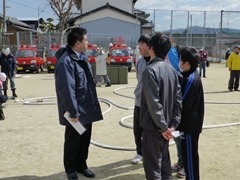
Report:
73,0,82,11
48,0,74,32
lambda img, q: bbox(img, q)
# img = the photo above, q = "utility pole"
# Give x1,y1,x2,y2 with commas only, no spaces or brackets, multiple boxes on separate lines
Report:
3,0,6,34
190,15,193,46
37,7,44,33
37,6,40,33
203,11,206,48
219,10,223,63
153,9,156,35
170,10,173,36
186,11,189,46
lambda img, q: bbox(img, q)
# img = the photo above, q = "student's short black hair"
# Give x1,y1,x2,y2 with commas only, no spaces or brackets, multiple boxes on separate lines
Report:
148,34,171,59
138,34,151,46
179,47,199,71
67,27,87,47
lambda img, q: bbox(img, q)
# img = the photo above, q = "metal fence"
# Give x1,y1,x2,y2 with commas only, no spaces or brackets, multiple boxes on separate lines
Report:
1,9,240,62
0,31,227,62
143,9,240,61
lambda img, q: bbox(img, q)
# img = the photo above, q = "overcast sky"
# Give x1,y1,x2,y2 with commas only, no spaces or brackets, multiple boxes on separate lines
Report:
1,0,240,31
135,0,240,31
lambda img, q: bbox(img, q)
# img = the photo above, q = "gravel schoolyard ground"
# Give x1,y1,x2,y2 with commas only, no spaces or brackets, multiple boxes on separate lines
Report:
0,62,240,180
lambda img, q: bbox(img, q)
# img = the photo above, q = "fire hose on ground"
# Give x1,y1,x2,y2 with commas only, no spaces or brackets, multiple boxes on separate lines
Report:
13,86,240,151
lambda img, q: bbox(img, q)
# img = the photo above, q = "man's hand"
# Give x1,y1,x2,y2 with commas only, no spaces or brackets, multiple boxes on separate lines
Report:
162,128,174,140
70,118,78,123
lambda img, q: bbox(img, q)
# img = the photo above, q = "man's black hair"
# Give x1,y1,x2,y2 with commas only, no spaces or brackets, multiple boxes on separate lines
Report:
149,34,171,59
67,27,87,47
138,34,151,46
179,47,199,71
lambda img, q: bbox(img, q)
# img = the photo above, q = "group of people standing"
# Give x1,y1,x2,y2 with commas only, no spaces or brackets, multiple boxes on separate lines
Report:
131,34,204,180
0,47,18,120
54,27,204,180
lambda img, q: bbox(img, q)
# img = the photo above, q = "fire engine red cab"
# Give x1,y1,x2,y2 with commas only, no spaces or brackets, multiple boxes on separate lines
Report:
46,44,60,73
86,44,99,63
15,45,44,73
109,44,133,72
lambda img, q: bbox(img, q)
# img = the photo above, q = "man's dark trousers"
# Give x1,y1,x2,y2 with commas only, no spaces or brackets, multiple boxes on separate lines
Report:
133,105,142,156
64,123,92,173
228,70,240,90
181,133,200,180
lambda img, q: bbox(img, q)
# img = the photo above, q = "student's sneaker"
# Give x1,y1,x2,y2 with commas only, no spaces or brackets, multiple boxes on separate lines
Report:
177,168,186,178
171,163,183,172
131,154,143,164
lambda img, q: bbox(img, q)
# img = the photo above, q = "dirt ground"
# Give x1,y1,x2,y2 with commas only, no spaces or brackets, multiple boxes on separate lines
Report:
0,62,240,180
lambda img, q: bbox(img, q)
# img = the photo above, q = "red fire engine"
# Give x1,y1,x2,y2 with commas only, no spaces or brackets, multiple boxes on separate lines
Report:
46,44,60,73
15,45,44,73
109,43,133,72
85,44,99,63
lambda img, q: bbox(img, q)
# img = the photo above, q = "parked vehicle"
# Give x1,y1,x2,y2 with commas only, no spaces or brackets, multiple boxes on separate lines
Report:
46,44,60,73
86,44,99,63
110,44,133,72
15,45,44,73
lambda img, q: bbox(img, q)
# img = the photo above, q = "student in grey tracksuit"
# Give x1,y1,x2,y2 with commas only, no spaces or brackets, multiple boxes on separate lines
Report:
132,34,151,164
140,34,182,180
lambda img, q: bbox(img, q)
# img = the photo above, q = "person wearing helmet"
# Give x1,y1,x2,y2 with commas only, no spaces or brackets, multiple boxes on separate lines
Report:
0,47,17,98
128,46,133,56
0,72,6,93
0,72,7,120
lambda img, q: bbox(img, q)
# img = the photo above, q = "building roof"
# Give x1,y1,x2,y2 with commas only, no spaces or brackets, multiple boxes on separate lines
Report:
73,0,138,10
68,2,147,25
142,22,154,28
11,24,37,33
0,13,35,33
0,14,31,28
134,9,150,19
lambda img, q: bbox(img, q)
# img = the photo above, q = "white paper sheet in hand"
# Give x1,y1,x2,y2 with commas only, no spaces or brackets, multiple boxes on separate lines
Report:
172,131,181,138
64,111,86,135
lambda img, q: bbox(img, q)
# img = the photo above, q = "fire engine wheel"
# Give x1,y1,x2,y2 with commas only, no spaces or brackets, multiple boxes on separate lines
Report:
128,67,132,72
47,68,51,73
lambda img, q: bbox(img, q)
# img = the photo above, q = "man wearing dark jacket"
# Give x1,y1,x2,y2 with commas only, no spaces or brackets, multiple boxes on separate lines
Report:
199,48,208,78
54,27,103,180
225,48,231,67
0,47,17,97
178,47,204,180
140,34,182,180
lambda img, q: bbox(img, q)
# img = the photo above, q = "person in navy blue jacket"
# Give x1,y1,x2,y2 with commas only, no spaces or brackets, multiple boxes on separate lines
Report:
178,47,204,180
54,27,103,180
0,47,17,97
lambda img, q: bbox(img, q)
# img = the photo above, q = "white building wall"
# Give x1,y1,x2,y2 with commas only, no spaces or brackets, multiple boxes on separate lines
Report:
75,9,139,25
82,0,134,14
77,17,141,48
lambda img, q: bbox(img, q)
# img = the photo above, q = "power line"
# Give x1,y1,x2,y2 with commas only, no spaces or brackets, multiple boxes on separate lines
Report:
20,0,35,17
138,9,220,13
9,0,53,17
9,0,39,11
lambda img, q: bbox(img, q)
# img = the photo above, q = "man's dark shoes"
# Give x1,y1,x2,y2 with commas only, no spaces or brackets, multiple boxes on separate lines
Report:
66,172,79,180
105,83,111,87
78,169,95,178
